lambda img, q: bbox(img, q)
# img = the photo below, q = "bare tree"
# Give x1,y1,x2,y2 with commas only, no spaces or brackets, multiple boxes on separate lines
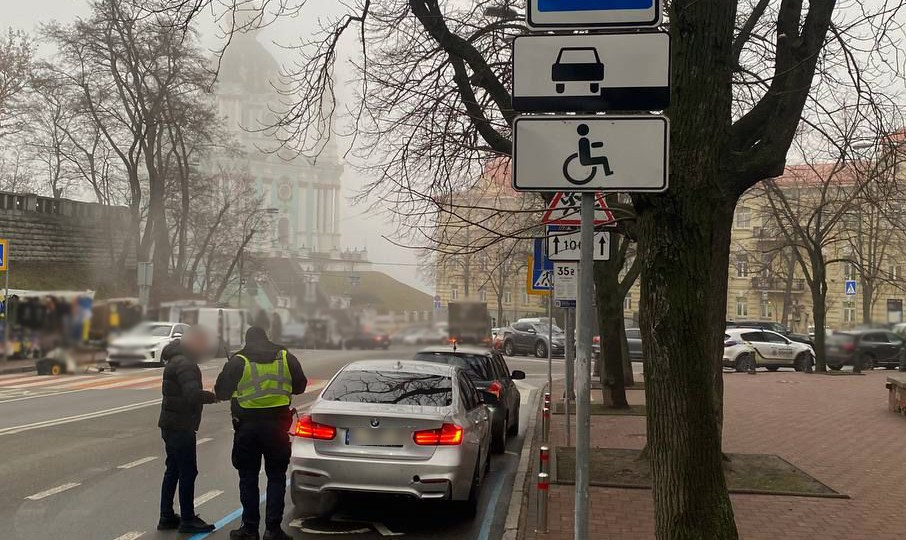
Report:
0,28,32,141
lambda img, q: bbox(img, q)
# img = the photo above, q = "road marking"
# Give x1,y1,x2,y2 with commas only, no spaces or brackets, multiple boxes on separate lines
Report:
193,490,223,507
196,437,214,446
25,482,81,500
373,522,404,536
117,456,158,469
0,387,90,403
0,375,96,388
0,398,162,436
83,375,161,390
112,532,145,540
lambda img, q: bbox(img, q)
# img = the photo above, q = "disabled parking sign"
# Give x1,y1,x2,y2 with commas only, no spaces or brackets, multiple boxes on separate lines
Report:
528,0,662,29
512,115,668,192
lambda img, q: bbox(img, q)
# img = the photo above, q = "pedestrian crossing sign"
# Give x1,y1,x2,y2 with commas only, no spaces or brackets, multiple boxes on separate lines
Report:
0,239,7,272
845,280,857,296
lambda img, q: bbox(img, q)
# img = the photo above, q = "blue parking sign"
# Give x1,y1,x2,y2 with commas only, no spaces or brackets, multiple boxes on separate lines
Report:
528,0,662,29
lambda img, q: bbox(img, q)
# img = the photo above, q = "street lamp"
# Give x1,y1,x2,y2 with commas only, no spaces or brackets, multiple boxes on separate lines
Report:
239,207,279,310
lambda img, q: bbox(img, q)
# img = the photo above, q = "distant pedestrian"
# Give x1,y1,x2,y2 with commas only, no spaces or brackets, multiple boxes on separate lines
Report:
270,312,282,343
216,326,307,540
157,326,218,533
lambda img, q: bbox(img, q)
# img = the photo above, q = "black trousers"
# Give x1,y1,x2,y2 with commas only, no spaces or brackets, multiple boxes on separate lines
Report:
232,419,291,529
160,429,198,520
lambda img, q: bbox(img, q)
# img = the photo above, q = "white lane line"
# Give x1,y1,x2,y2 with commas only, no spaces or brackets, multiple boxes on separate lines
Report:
193,489,223,507
0,398,161,436
112,532,145,540
4,375,97,388
25,482,81,501
196,437,214,446
0,387,90,403
117,456,158,469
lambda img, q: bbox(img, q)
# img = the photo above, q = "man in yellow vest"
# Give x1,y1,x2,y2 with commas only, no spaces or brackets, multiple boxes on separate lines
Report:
215,326,307,540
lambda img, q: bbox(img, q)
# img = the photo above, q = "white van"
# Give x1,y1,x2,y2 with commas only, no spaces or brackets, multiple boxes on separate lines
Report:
170,307,250,357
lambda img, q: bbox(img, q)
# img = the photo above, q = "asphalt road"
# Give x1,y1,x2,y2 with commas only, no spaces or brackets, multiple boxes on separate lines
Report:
0,347,558,540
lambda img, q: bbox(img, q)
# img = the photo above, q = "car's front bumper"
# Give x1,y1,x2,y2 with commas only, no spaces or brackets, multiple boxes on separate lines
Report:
107,348,159,365
290,441,474,501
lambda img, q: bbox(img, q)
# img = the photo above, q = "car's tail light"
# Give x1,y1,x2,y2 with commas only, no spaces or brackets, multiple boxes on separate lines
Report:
487,380,503,399
842,342,856,353
593,336,600,344
293,415,336,440
413,423,463,446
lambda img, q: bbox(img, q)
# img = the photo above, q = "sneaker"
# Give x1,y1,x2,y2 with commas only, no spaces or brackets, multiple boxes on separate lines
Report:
178,515,216,533
263,528,293,540
156,515,180,530
230,523,260,540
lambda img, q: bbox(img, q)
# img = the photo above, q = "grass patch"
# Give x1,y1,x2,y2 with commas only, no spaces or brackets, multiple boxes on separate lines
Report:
551,403,646,416
554,447,845,498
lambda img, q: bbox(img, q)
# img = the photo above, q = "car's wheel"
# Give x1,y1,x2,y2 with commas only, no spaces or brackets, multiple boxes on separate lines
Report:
458,461,481,519
50,363,63,376
491,416,508,454
503,340,515,357
508,407,520,437
766,366,780,372
735,353,754,372
535,341,548,359
861,354,875,371
590,82,599,93
555,83,565,94
794,352,813,372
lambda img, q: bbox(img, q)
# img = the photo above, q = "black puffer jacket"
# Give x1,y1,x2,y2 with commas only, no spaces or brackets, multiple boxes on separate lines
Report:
214,327,307,425
158,341,217,432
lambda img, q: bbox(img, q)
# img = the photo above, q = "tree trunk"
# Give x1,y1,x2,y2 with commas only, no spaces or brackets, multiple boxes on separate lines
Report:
810,267,829,372
595,254,629,409
781,249,797,327
621,328,635,387
862,280,873,325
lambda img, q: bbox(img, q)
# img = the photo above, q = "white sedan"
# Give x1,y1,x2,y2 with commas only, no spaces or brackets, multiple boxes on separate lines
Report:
107,322,188,367
724,328,815,372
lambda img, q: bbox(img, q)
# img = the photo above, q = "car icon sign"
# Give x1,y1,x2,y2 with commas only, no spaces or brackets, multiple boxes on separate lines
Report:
551,47,605,95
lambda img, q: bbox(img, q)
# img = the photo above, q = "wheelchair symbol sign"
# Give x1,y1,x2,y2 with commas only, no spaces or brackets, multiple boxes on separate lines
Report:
512,115,668,192
562,123,614,185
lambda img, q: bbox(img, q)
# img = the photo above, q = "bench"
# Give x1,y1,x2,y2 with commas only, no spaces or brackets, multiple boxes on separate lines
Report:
886,374,906,416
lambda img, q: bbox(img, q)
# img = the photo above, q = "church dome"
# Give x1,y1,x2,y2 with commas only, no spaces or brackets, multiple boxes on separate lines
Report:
218,31,281,94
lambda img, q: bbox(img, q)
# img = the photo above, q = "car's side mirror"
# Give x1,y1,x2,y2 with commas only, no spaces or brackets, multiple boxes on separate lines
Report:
511,370,526,380
172,333,183,339
527,327,536,334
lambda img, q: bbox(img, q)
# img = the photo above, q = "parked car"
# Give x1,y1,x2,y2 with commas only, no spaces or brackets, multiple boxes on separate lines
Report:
826,329,906,370
724,328,815,371
502,321,565,358
290,359,491,518
625,328,643,361
414,346,525,453
728,320,813,346
280,322,307,349
723,332,758,371
107,322,189,367
401,326,448,346
344,331,391,350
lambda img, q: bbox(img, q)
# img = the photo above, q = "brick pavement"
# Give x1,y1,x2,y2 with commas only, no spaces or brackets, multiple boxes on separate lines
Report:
518,370,906,540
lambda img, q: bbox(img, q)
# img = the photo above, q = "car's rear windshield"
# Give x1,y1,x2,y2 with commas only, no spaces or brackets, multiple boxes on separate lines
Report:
413,352,493,381
322,370,453,407
829,333,855,343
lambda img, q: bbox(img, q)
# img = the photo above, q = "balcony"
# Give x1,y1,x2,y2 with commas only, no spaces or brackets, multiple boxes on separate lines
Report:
751,276,806,292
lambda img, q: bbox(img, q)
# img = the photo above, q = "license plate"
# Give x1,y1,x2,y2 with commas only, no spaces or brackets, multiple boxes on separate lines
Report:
346,428,403,447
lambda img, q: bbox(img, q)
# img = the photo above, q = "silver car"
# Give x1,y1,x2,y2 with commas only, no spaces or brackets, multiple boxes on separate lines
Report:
290,360,492,517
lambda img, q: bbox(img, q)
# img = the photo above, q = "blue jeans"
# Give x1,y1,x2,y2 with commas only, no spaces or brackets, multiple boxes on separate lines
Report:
160,429,198,520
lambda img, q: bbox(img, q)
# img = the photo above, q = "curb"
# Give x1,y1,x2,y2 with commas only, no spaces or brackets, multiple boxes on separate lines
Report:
0,364,35,376
502,382,545,540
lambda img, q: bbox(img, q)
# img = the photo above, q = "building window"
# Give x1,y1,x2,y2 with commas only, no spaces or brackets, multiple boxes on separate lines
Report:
889,265,901,280
624,294,632,311
735,207,752,229
843,301,856,323
504,291,513,304
760,301,773,319
522,292,530,305
451,285,459,300
736,297,748,317
478,287,487,302
735,253,749,278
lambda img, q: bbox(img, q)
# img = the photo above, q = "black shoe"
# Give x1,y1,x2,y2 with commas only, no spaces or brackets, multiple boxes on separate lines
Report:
263,528,293,540
157,515,180,530
230,523,260,540
178,515,216,533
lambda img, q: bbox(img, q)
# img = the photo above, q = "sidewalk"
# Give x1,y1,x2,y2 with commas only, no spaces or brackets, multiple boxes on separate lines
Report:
0,358,35,375
517,371,906,540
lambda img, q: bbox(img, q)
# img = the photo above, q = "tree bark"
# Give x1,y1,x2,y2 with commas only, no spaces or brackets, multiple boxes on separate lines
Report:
810,262,829,372
595,251,629,409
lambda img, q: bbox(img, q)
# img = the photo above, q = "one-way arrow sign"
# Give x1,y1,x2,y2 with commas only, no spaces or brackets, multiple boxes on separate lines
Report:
547,226,610,261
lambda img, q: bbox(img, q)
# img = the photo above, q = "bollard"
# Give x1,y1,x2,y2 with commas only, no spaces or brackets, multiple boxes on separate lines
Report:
541,406,551,443
535,472,549,533
539,445,550,476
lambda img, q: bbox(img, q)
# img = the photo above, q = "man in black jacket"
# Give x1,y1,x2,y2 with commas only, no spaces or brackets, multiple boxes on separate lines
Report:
216,326,307,540
158,327,218,533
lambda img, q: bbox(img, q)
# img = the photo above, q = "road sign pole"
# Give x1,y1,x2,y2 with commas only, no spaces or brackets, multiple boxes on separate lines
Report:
3,263,9,361
548,291,554,393
565,306,575,446
575,193,594,540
